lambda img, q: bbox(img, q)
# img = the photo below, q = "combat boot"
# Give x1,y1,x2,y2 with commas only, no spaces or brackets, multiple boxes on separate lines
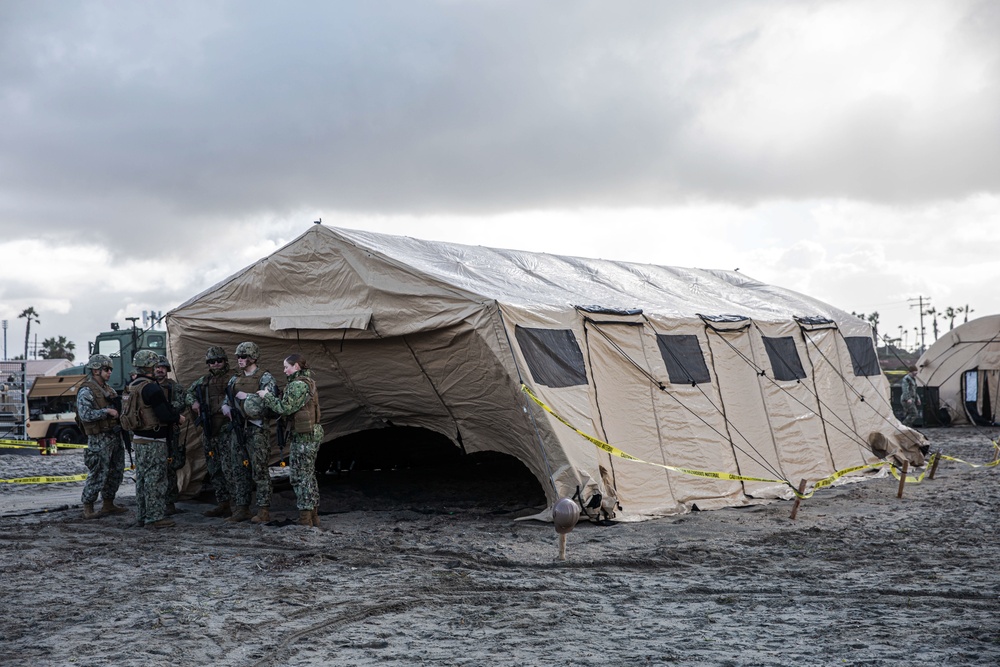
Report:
312,509,321,527
82,503,101,520
250,507,270,524
148,518,175,529
226,505,252,522
101,499,128,515
203,502,231,518
298,510,314,526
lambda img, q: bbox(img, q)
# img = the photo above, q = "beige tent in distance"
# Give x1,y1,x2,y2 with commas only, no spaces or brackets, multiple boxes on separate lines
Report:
916,315,1000,426
166,225,925,521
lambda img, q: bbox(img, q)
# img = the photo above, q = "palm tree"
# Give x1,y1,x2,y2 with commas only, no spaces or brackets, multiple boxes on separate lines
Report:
18,307,39,360
866,312,880,347
944,306,955,330
962,304,975,323
924,307,939,341
40,336,76,362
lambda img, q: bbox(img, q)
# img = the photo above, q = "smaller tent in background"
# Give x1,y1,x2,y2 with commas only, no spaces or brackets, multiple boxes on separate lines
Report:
916,315,1000,426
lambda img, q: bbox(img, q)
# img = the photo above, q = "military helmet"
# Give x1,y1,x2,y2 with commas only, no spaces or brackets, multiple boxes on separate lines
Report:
132,349,160,369
243,394,265,419
155,355,171,370
205,346,227,363
552,497,580,535
235,341,259,360
86,354,114,370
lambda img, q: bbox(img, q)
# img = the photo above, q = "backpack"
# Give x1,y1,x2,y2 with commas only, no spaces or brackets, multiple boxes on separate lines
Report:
119,378,151,432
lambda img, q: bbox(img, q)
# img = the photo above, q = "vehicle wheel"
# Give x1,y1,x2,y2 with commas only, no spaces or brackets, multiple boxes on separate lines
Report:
55,426,84,444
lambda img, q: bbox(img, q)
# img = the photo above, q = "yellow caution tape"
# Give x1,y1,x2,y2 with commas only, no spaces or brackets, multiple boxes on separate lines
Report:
937,454,1000,469
521,384,790,486
522,384,916,499
1,438,38,447
0,473,89,484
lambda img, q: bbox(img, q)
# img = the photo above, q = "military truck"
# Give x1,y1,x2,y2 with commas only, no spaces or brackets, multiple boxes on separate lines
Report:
57,317,168,392
25,375,87,444
1,363,86,446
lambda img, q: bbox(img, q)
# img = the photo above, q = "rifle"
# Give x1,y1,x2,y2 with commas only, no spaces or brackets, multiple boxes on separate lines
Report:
276,415,289,461
226,382,248,452
110,395,133,469
164,381,186,471
194,381,213,443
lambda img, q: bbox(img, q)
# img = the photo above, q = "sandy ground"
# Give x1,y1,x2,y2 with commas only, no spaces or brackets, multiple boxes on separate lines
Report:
1,426,999,667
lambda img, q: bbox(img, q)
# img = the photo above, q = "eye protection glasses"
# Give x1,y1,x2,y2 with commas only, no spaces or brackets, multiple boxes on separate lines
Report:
206,359,225,365
236,354,250,359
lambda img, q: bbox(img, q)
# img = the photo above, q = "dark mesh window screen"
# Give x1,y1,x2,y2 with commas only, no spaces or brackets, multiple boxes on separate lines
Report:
514,326,589,388
761,336,807,381
656,334,711,384
844,336,881,376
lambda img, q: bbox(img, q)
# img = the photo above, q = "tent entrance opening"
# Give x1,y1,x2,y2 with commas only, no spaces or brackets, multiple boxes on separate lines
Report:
315,426,545,510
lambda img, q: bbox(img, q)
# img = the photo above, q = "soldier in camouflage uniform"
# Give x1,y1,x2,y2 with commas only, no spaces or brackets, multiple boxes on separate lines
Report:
222,341,277,524
186,346,235,518
77,354,127,519
901,366,922,427
258,353,323,527
154,356,187,515
128,350,185,528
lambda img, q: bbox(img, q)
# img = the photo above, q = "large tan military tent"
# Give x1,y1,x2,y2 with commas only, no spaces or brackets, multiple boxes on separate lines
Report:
916,315,1000,426
166,225,923,521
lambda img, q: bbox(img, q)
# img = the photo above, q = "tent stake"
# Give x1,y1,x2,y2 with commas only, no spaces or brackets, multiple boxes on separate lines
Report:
928,451,941,480
896,460,909,499
789,479,808,520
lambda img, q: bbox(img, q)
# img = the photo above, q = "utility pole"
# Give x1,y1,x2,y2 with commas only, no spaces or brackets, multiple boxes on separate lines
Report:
2,320,6,360
908,296,929,353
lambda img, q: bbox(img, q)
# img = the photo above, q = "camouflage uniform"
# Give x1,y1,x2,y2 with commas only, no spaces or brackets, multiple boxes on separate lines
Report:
225,366,277,509
185,354,234,508
901,371,921,426
260,369,323,511
158,374,187,507
129,350,184,527
133,431,170,526
78,377,125,507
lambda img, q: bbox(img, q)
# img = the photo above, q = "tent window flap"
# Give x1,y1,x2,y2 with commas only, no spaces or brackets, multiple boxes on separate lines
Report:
844,336,881,376
656,334,711,384
270,312,372,331
514,326,589,388
762,336,807,381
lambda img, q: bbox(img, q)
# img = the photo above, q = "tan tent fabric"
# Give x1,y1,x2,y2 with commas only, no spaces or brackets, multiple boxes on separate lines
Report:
917,315,1000,426
167,225,922,520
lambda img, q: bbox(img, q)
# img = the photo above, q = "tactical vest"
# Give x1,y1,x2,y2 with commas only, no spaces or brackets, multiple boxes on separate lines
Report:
80,377,118,435
292,376,321,434
128,377,165,433
232,368,268,418
203,371,230,435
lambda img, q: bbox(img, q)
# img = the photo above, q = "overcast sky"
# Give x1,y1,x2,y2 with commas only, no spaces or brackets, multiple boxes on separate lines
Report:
2,0,998,361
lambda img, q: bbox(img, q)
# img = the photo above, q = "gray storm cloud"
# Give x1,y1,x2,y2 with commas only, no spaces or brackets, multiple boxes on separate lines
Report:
1,0,998,254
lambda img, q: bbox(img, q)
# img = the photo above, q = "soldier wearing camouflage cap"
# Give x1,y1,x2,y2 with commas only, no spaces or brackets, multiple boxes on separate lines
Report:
185,346,236,518
154,356,187,515
77,354,126,520
222,341,277,524
126,349,185,528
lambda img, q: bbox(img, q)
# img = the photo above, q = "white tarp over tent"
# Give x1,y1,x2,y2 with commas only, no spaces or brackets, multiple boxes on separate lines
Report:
167,225,924,520
916,315,1000,426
